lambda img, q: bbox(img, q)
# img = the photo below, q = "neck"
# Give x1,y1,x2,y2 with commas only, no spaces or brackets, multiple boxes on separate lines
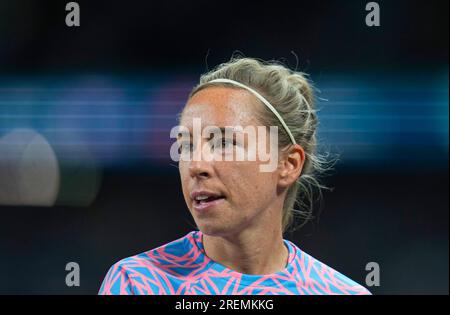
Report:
202,215,289,275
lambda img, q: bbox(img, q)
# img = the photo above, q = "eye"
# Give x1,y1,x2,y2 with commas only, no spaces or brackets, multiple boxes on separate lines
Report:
219,138,235,150
178,141,193,154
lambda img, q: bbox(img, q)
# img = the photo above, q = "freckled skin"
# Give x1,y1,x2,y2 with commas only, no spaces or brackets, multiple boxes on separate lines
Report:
179,86,285,237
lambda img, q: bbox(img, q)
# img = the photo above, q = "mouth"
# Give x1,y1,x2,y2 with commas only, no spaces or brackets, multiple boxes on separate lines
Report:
191,191,226,212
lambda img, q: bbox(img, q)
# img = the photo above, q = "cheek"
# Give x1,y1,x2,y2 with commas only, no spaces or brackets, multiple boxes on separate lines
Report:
225,162,277,204
178,162,190,197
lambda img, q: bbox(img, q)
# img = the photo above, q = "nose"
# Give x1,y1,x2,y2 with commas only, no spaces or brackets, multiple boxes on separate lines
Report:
188,141,214,179
188,160,212,179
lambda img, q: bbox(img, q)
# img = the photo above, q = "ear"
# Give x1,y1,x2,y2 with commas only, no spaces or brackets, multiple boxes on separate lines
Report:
278,144,305,188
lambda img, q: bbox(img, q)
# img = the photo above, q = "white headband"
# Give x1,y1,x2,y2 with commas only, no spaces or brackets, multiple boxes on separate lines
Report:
206,78,297,145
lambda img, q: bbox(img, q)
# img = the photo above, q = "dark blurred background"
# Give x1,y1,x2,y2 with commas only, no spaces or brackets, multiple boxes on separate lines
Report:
0,0,448,294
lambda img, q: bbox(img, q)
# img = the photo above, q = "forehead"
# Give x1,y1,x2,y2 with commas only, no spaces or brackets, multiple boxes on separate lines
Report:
180,86,260,128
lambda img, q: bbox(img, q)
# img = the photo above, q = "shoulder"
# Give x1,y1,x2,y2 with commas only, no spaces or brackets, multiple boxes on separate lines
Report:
99,231,198,295
290,243,372,295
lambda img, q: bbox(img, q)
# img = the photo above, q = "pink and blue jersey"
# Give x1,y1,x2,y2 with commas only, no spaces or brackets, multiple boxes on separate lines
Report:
99,230,371,295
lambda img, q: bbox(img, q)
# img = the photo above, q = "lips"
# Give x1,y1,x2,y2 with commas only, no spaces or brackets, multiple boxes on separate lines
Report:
190,190,226,211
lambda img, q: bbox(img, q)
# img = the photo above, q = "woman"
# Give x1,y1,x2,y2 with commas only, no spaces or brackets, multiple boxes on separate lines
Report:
99,57,371,295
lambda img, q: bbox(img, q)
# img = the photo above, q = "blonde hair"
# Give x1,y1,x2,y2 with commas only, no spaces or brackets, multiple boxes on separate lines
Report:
188,56,336,233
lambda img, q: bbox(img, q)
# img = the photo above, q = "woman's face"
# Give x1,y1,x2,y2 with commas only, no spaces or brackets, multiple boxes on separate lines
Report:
178,86,285,237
